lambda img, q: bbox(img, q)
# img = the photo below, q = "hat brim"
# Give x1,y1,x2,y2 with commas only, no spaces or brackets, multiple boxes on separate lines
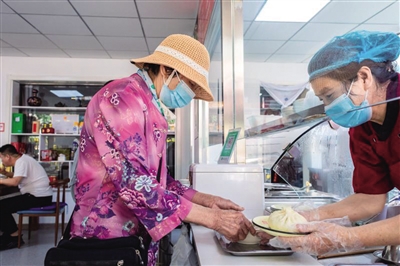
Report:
131,52,214,102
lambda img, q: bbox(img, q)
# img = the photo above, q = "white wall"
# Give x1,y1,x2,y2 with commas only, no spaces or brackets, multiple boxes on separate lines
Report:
0,56,138,144
243,62,309,117
242,62,311,168
244,62,308,83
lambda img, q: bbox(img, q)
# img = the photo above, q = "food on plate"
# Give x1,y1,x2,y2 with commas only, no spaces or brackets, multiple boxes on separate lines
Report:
237,220,261,244
237,231,260,245
268,207,307,233
271,204,292,212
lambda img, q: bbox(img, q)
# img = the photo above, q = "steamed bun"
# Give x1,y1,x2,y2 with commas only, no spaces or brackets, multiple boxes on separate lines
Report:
268,207,307,232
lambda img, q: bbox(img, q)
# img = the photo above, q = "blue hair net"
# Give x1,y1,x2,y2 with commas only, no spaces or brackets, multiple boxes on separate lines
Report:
308,30,400,81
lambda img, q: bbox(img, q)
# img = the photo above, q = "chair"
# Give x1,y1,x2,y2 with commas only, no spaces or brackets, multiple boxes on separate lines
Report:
17,178,70,248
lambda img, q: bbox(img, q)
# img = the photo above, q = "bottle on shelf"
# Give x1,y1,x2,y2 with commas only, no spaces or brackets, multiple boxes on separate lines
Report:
47,123,55,134
32,121,40,134
41,124,48,134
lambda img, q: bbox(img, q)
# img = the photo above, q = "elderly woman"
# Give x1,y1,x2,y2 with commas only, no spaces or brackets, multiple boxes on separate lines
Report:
70,34,255,265
261,30,400,255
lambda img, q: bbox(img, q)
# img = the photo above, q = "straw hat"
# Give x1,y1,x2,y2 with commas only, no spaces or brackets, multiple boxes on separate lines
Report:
131,34,214,102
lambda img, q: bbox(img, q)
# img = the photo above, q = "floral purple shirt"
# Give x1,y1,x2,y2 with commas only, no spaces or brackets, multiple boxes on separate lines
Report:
71,73,197,266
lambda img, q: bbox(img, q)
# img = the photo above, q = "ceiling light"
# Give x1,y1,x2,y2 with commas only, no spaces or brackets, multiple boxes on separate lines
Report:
50,90,83,97
256,0,330,22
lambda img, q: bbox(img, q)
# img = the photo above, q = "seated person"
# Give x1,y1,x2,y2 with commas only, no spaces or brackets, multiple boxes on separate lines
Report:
0,144,53,250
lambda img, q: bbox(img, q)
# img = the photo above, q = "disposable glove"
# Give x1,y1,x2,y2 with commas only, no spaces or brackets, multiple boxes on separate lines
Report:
297,208,320,222
292,201,320,221
269,218,363,256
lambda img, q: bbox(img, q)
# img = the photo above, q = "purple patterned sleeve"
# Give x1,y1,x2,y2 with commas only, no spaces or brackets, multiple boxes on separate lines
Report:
166,174,197,201
80,76,193,241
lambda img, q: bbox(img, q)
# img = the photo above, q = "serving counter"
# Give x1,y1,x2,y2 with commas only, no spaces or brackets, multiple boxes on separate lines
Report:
191,225,391,266
191,225,322,266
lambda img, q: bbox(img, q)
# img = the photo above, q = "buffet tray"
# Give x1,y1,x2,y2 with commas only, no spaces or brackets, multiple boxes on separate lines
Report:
215,232,294,256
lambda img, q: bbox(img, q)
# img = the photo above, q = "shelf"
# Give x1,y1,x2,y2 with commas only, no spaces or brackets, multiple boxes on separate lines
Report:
260,108,281,110
12,106,86,111
11,133,80,137
41,133,80,136
40,160,73,163
245,105,329,139
11,133,40,136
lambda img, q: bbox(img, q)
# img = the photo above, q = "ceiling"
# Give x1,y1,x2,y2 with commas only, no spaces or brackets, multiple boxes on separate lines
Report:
0,0,399,63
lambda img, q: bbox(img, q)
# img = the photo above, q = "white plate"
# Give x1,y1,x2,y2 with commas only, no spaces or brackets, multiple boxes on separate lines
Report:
252,216,309,237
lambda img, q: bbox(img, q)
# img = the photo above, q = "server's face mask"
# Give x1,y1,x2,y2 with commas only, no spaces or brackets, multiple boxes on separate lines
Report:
324,80,372,128
160,70,195,109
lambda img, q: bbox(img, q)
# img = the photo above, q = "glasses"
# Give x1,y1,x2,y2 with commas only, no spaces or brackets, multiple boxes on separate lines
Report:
316,81,358,106
176,72,199,91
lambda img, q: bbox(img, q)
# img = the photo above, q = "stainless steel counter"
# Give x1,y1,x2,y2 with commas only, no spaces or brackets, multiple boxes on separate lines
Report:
318,252,397,266
191,225,322,266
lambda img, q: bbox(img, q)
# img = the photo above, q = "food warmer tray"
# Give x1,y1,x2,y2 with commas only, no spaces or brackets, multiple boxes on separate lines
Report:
215,232,294,256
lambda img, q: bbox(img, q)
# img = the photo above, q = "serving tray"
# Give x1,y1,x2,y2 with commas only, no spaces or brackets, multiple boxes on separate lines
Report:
215,232,294,256
373,250,400,265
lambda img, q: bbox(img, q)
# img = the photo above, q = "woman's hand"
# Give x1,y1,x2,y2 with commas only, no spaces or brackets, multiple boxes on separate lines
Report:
269,221,363,256
209,196,244,211
191,192,244,211
256,231,274,245
212,209,256,242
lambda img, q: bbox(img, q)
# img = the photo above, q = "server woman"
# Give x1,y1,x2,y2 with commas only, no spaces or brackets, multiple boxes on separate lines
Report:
264,30,400,255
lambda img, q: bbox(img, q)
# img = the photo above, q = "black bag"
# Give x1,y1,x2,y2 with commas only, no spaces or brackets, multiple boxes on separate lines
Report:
45,159,160,266
44,216,149,266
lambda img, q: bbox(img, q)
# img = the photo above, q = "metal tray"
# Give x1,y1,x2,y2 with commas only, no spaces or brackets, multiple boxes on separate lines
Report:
373,250,400,265
215,232,293,256
329,263,386,266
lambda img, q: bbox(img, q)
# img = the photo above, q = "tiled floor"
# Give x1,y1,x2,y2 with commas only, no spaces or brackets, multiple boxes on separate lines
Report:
0,225,182,266
0,225,60,266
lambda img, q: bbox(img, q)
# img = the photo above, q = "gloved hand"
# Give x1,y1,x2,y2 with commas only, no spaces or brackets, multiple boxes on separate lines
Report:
213,209,256,242
292,201,320,222
269,219,363,256
297,208,320,222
